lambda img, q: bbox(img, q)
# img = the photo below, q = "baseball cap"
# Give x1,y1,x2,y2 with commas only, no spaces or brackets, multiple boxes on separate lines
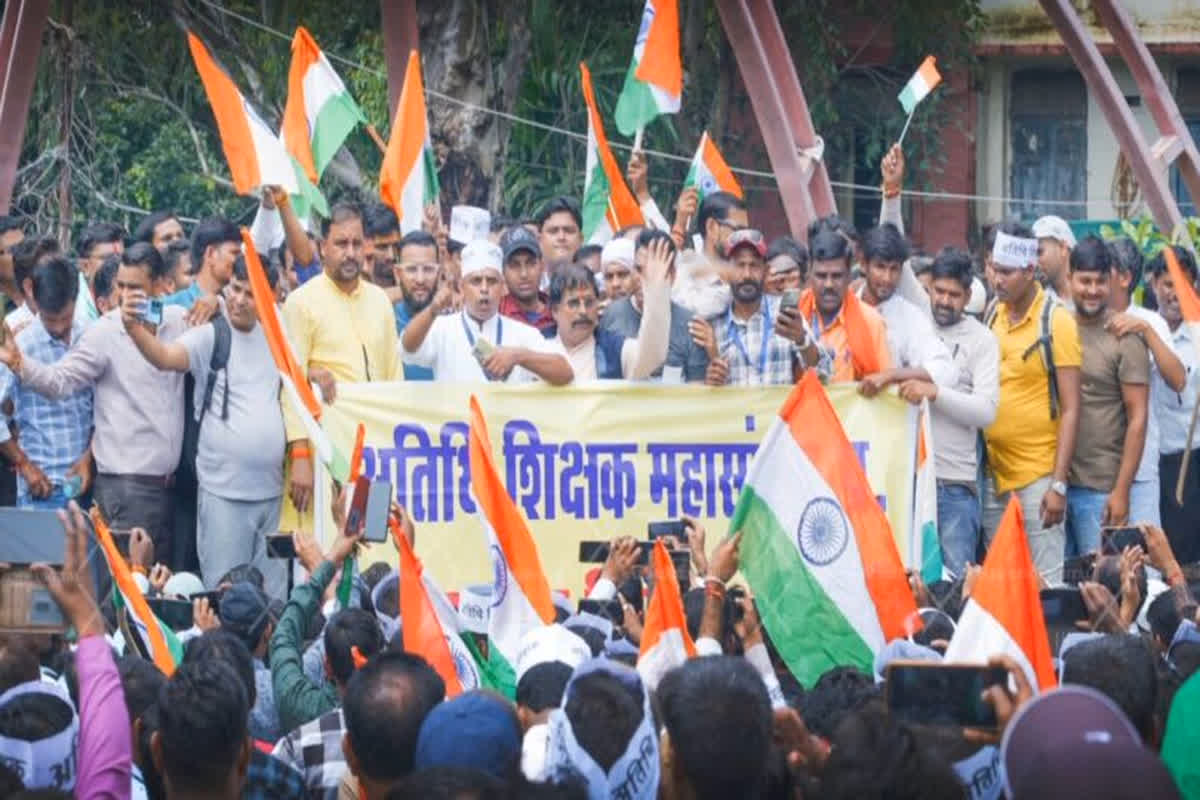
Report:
514,624,592,682
218,582,271,644
1032,215,1077,249
414,691,522,779
601,237,635,270
460,239,503,279
1001,686,1144,798
723,228,767,259
500,226,542,263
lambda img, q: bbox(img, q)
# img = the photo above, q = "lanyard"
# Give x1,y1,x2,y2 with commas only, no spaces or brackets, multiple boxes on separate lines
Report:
461,312,503,347
727,303,771,377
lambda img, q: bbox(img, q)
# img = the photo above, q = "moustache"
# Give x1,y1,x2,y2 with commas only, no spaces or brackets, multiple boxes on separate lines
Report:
735,280,761,292
572,319,594,327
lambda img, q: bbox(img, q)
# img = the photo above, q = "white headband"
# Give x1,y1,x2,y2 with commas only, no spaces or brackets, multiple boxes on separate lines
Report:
992,231,1039,269
545,659,659,800
457,584,492,635
0,680,79,792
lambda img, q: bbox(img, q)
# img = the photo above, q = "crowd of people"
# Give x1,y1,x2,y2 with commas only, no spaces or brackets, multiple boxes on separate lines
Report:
0,137,1197,799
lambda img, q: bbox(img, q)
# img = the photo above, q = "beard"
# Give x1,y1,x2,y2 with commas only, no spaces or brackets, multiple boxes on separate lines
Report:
933,305,962,327
733,279,763,304
402,285,433,312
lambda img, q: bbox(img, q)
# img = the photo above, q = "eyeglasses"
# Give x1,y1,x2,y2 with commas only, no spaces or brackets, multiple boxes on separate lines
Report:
562,296,598,311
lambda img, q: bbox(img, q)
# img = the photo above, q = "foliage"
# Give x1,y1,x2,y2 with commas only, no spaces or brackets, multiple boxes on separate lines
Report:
1099,214,1200,259
12,0,986,247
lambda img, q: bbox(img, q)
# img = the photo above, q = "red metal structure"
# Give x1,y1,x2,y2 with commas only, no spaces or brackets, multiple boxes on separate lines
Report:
1038,0,1198,240
713,0,836,242
0,0,50,214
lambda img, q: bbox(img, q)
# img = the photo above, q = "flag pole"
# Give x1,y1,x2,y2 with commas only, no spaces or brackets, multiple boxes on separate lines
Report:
1175,390,1200,505
633,127,644,153
897,109,916,148
366,123,387,155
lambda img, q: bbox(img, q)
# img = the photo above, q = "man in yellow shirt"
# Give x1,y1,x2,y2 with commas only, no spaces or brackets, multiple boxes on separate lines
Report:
282,202,403,513
983,222,1081,582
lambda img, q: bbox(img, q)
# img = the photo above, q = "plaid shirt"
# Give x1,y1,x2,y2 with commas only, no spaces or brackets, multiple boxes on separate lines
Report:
499,292,557,338
272,707,347,799
245,748,306,800
715,296,833,386
0,316,93,495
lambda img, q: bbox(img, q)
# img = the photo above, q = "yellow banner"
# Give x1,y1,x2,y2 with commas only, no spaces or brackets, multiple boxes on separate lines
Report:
315,383,917,597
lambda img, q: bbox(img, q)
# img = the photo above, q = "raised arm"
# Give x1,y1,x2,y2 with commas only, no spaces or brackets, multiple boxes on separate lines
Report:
622,238,673,379
273,187,317,270
0,321,106,399
121,289,190,372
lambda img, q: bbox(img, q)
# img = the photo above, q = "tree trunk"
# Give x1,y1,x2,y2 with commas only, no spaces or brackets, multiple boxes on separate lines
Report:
56,0,75,249
416,0,531,213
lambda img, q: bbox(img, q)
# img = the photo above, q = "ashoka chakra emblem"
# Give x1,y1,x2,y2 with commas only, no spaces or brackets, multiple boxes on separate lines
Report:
797,497,849,566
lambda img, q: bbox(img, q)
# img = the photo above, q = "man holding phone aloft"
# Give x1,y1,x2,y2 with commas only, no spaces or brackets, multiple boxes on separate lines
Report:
692,228,830,386
401,239,573,384
0,244,187,566
120,255,288,599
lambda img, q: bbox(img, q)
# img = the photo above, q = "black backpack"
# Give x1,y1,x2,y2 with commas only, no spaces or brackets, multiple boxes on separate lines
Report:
985,293,1062,419
179,316,232,475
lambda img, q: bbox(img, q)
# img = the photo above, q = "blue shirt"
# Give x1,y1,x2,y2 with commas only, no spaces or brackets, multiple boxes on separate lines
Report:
0,316,94,496
159,282,204,309
393,301,434,381
295,259,321,286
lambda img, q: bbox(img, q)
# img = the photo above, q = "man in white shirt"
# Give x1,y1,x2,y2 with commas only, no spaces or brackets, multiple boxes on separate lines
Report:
898,249,999,577
1104,237,1186,527
856,223,955,397
551,236,672,382
1147,247,1200,563
401,240,574,384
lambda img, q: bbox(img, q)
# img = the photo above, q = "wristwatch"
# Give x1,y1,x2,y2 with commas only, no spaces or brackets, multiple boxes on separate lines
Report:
1049,479,1068,497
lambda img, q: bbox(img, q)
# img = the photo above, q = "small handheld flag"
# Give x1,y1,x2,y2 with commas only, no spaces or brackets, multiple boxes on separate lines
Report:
580,62,645,243
897,55,942,145
682,132,742,202
380,50,441,234
614,0,682,138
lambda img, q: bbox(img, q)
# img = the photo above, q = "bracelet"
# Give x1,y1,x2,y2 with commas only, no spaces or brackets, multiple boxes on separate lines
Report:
882,184,901,199
290,447,311,461
1166,569,1185,588
706,582,726,600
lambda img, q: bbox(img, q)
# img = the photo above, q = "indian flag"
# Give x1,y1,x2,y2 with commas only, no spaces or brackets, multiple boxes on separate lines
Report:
282,26,366,183
637,539,696,690
468,395,555,685
380,50,440,234
580,62,645,244
682,131,742,201
733,371,916,687
91,509,182,675
1165,246,1200,361
614,0,682,137
398,531,481,697
912,401,944,584
944,496,1057,691
241,229,349,482
186,32,297,196
898,55,942,115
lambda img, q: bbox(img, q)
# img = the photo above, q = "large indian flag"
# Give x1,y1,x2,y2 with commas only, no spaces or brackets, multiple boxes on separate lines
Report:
732,370,916,687
283,26,366,183
944,496,1057,691
468,395,556,687
614,0,682,137
898,55,942,115
186,32,297,196
637,539,696,690
580,62,645,244
380,50,440,234
682,131,742,201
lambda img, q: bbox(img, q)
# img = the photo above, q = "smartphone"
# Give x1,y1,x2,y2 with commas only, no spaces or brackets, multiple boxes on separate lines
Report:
266,533,297,560
578,598,623,625
1039,587,1089,626
1062,553,1097,585
577,540,652,565
885,662,1007,729
138,298,163,327
345,475,371,536
190,590,221,611
647,520,687,540
781,288,801,309
1101,526,1146,555
363,481,392,543
146,597,194,632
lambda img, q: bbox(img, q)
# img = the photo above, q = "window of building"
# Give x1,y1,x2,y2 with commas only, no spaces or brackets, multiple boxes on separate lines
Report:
1170,68,1200,216
1009,69,1088,221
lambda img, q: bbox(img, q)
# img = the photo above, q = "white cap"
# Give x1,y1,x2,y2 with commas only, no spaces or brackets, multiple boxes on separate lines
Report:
162,571,205,600
460,239,503,279
600,238,634,270
514,624,592,683
966,276,987,315
1032,215,1077,248
458,584,491,635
